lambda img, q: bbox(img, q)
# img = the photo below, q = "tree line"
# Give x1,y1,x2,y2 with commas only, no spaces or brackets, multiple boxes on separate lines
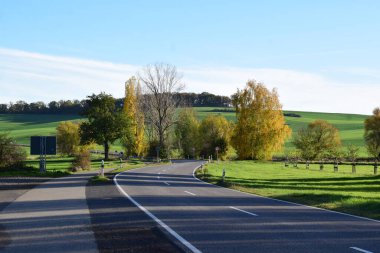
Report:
0,93,231,115
1,63,379,173
55,71,291,167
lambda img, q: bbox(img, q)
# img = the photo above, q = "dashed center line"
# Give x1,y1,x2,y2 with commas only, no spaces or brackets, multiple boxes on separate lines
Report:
350,247,373,253
164,182,170,186
229,206,258,217
184,190,196,196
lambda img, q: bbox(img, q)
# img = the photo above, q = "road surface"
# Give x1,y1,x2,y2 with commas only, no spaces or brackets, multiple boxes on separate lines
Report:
0,172,98,253
114,161,380,253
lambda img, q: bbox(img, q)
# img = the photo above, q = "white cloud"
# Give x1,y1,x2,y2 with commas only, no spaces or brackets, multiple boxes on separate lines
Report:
0,47,379,114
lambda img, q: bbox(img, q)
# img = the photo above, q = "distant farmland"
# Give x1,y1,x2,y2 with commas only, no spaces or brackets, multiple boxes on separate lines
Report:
0,108,369,156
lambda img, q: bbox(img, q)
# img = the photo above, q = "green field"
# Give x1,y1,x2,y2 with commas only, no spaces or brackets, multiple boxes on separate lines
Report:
198,161,380,220
0,114,83,145
0,108,370,156
193,107,369,156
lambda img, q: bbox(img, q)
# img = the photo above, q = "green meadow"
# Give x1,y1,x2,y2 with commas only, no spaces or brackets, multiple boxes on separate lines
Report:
0,108,370,156
199,161,380,220
193,107,369,156
0,114,83,145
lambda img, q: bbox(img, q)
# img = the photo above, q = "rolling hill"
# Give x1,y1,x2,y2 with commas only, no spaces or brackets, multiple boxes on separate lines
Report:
0,108,369,156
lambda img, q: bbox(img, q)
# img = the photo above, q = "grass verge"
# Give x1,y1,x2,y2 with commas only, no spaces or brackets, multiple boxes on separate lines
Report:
89,175,110,183
197,160,380,220
0,157,148,177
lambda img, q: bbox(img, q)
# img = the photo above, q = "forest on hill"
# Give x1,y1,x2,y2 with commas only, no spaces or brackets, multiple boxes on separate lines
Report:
0,92,231,115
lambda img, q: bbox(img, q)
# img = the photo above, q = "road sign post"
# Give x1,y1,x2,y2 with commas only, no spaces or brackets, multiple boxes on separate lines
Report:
30,136,56,173
215,147,220,163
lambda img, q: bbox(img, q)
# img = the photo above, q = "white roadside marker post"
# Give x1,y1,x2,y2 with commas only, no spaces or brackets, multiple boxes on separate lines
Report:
101,160,105,177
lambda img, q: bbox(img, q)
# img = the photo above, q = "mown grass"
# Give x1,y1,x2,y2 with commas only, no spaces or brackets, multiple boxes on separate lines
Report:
89,175,110,183
198,161,380,220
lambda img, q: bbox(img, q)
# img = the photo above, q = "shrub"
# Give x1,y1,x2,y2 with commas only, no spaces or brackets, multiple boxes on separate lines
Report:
0,133,26,169
72,147,91,171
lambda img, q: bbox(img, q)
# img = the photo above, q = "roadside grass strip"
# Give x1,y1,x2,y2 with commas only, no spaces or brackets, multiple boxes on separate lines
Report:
197,161,380,221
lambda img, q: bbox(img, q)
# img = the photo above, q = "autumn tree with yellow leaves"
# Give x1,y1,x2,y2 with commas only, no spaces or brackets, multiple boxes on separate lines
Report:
122,77,146,157
200,114,233,160
232,80,291,160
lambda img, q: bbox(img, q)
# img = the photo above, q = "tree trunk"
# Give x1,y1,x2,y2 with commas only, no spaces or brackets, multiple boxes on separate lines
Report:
104,141,109,160
374,159,378,175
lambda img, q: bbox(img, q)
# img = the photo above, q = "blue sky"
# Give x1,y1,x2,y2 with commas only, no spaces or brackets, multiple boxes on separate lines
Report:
1,0,380,114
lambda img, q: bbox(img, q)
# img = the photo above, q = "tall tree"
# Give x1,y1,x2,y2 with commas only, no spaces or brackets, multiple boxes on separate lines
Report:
138,63,184,157
122,77,146,156
293,120,341,160
232,80,291,160
364,107,380,160
56,121,80,156
199,115,232,159
79,93,130,160
175,108,200,158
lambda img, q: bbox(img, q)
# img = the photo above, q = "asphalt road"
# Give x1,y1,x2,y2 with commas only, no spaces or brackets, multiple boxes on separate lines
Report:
86,175,183,253
0,172,98,253
114,161,380,253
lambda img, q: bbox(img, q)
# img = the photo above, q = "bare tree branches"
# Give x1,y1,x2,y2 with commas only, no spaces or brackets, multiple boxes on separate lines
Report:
138,63,185,155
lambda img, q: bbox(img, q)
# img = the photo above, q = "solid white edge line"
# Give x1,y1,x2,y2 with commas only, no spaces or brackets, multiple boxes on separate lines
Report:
184,190,196,196
114,171,202,253
192,164,380,224
350,247,373,253
230,206,258,216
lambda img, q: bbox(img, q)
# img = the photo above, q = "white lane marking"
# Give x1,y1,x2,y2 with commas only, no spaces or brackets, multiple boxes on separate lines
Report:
114,173,202,253
192,165,380,224
164,182,170,186
230,206,258,217
184,190,196,196
350,247,373,253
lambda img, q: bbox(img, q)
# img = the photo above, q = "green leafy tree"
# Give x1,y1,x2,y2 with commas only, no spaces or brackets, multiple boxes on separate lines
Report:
175,108,200,158
79,93,131,160
0,132,26,169
56,121,80,156
199,115,232,160
293,120,341,160
364,108,380,160
232,80,291,160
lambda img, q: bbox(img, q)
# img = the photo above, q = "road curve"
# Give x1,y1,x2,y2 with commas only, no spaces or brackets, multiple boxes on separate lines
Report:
114,161,380,253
